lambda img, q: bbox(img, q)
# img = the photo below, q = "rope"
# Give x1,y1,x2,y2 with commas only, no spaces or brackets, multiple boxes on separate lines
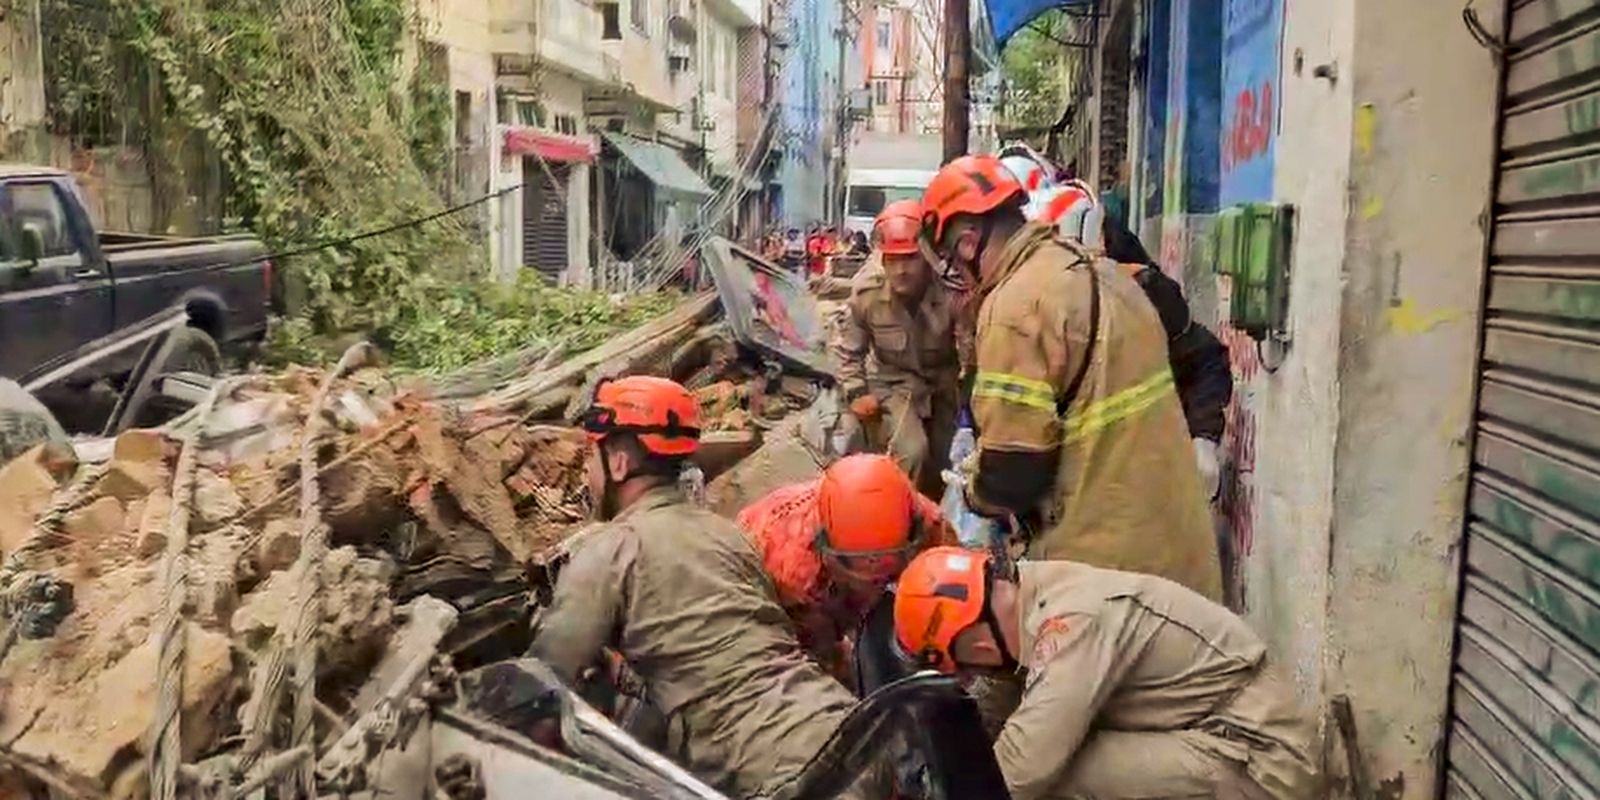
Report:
146,378,231,800
284,343,373,796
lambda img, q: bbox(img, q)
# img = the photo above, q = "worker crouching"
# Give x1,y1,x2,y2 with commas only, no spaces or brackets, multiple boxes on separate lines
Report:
895,547,1317,799
526,376,882,799
833,200,961,499
736,453,958,685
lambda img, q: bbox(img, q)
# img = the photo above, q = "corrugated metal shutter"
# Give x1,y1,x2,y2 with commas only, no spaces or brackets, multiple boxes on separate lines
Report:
523,160,571,277
1447,2,1600,797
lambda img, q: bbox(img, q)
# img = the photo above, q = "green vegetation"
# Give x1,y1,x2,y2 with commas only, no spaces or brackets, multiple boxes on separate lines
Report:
999,12,1069,140
29,0,680,375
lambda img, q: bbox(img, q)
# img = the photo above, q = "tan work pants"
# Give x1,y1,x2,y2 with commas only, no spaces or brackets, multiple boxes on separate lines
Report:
880,390,957,500
1050,730,1279,799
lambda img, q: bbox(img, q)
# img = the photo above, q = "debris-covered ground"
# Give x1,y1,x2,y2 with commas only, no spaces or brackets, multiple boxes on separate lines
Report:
0,274,847,797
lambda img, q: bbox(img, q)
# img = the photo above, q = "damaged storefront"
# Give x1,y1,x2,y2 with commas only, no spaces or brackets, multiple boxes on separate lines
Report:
598,131,713,281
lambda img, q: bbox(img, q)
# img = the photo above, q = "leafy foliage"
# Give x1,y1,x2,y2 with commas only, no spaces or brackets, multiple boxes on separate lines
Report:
385,274,683,374
263,274,682,374
999,12,1069,137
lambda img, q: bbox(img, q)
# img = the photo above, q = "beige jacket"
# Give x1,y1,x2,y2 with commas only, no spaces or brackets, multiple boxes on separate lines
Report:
528,486,865,798
832,252,960,417
997,561,1317,800
971,223,1221,600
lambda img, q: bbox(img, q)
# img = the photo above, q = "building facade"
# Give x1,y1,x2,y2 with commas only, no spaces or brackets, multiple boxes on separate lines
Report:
1059,0,1600,795
416,0,765,287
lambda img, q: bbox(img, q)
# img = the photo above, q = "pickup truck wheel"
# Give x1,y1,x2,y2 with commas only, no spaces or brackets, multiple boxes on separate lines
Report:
122,326,223,430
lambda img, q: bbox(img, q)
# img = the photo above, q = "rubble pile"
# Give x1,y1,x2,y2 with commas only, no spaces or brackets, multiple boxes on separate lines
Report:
0,288,839,797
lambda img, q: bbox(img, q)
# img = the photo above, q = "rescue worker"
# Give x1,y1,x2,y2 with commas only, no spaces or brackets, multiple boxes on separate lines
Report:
999,147,1233,498
1102,201,1233,497
527,376,881,799
920,154,1221,600
834,199,961,499
894,546,1316,799
735,453,958,685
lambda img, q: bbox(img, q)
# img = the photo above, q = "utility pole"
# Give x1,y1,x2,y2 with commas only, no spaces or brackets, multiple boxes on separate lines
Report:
941,0,969,162
833,20,849,227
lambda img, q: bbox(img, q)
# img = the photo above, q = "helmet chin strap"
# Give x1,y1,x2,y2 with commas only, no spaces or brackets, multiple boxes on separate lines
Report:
980,564,1020,673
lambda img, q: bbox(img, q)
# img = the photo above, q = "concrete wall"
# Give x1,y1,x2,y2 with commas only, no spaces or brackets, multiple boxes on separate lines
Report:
1320,0,1501,792
1223,0,1500,793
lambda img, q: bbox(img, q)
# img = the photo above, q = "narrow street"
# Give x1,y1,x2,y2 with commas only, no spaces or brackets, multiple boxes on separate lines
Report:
0,0,1593,797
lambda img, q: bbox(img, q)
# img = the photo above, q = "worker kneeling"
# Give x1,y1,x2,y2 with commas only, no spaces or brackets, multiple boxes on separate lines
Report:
528,376,882,799
895,547,1317,800
737,453,957,685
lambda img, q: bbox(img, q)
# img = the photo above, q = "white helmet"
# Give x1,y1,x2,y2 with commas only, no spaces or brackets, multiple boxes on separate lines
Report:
996,143,1105,252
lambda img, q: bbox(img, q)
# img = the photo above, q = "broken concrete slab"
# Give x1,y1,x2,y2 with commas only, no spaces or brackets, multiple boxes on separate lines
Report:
0,442,78,555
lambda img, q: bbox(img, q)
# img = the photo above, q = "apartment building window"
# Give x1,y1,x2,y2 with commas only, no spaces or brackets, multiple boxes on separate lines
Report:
455,91,473,145
518,100,545,126
555,115,579,135
600,2,622,39
873,79,889,106
631,0,647,34
877,20,891,48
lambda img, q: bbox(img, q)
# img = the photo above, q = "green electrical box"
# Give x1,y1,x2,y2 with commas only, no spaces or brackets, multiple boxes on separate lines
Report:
1213,203,1294,339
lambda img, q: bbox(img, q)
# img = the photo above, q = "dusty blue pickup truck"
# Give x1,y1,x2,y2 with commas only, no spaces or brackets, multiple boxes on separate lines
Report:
0,165,275,428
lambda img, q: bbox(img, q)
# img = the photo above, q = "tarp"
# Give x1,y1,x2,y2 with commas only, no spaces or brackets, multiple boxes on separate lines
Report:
986,0,1092,49
503,127,597,163
601,132,713,199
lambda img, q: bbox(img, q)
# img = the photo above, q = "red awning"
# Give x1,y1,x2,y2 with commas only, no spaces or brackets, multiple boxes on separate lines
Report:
503,127,597,163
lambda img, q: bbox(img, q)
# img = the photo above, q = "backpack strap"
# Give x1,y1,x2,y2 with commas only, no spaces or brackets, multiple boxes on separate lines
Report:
1057,258,1100,417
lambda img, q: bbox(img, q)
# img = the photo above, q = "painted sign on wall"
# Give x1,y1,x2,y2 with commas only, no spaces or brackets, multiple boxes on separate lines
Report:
1219,0,1282,205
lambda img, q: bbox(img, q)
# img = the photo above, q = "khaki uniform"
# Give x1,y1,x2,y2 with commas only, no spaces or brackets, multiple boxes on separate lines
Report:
998,561,1317,800
528,487,870,799
833,252,961,496
972,223,1221,600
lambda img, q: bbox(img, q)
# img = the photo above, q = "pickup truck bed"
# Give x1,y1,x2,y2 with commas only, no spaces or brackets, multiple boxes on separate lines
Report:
0,165,272,385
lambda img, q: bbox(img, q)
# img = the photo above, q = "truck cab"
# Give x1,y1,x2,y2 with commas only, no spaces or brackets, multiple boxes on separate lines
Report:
0,165,273,429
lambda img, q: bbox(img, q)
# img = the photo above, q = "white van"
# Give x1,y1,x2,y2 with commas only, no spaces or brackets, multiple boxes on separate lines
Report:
843,168,939,237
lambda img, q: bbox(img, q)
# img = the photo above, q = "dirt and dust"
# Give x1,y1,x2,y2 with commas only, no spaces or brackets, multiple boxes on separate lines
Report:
0,292,839,797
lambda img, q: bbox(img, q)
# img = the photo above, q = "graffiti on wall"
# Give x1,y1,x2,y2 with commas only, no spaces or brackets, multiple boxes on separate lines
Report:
1219,0,1282,205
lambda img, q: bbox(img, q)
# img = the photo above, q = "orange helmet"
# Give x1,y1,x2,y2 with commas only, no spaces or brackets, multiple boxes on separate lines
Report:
873,200,924,256
894,547,990,673
919,154,1026,246
580,375,701,456
817,454,917,553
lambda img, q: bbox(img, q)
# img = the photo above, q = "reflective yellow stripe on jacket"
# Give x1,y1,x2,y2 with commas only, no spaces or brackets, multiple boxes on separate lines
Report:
972,372,1056,412
973,366,1178,443
1064,368,1176,443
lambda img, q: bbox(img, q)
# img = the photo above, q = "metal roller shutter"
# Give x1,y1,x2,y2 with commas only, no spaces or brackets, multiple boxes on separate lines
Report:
1447,1,1600,797
523,160,572,278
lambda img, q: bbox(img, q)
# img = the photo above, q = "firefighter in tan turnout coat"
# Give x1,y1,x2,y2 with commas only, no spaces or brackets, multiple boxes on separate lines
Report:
918,154,1221,601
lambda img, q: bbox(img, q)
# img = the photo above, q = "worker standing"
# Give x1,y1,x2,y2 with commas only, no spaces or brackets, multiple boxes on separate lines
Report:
894,547,1316,799
735,453,958,685
919,154,1220,600
527,376,882,799
833,199,961,499
999,147,1234,499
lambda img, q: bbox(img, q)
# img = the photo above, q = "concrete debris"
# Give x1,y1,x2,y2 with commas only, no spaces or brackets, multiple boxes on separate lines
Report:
0,291,834,797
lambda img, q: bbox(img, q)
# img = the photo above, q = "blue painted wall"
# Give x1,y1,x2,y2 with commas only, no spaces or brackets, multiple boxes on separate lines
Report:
774,0,840,225
1219,0,1282,205
1160,0,1222,216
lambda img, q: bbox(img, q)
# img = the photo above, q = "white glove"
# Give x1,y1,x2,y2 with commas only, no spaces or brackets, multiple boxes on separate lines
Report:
1193,437,1221,502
